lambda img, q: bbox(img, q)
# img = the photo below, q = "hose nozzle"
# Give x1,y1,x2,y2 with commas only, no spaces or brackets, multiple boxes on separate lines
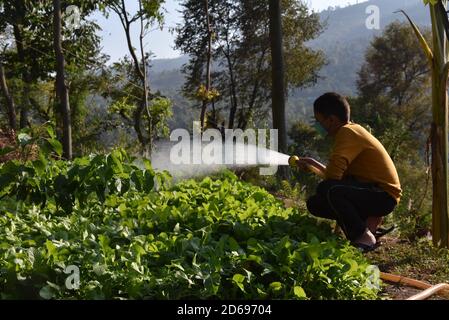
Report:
288,155,300,167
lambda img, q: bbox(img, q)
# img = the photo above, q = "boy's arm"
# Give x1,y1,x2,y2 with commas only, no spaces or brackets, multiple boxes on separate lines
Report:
296,157,326,179
295,128,362,180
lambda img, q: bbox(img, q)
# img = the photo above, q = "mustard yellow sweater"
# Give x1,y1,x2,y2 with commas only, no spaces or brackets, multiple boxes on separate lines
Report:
325,123,402,203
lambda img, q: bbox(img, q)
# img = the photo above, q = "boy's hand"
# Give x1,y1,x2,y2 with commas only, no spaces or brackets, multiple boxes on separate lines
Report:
296,157,327,179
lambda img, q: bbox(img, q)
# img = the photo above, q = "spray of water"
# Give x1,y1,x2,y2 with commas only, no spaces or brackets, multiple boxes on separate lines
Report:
148,140,290,179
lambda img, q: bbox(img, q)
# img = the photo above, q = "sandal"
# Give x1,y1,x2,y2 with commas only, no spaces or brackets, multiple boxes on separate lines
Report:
351,242,380,253
375,225,396,239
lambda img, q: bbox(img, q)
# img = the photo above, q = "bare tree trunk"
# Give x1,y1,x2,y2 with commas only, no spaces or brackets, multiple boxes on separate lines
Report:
53,0,72,160
120,0,145,81
139,0,152,154
201,0,213,131
269,0,288,179
240,49,268,130
200,101,208,131
225,53,238,129
0,63,17,131
12,1,31,129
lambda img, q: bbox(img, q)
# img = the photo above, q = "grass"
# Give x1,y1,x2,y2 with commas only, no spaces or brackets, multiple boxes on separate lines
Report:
365,236,449,299
367,237,449,284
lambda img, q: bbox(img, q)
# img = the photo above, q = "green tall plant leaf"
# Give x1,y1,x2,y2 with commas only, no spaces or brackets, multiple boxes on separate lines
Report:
397,10,434,63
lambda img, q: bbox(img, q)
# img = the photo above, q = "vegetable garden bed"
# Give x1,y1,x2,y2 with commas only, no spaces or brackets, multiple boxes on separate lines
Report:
0,150,379,299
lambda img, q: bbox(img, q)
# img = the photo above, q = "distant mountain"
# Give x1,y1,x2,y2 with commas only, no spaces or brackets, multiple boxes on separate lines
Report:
311,0,426,47
149,55,189,74
302,0,428,98
148,0,431,129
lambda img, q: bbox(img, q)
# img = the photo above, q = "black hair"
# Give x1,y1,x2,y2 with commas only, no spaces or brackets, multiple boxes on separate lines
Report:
313,92,351,122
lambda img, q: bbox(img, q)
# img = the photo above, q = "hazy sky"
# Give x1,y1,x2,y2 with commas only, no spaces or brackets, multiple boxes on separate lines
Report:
92,0,370,62
308,0,368,11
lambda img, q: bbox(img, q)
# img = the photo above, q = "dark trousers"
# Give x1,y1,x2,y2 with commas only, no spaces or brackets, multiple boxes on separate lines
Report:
306,178,397,241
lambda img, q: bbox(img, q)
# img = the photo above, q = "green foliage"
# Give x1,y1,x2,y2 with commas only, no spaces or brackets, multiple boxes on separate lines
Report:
353,21,431,161
390,162,432,240
141,0,165,25
0,0,115,158
0,148,160,214
278,180,304,200
104,57,173,151
0,0,104,81
67,67,116,156
195,84,220,102
0,153,379,300
108,97,135,120
175,0,324,129
147,97,173,139
103,0,165,25
357,21,431,107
